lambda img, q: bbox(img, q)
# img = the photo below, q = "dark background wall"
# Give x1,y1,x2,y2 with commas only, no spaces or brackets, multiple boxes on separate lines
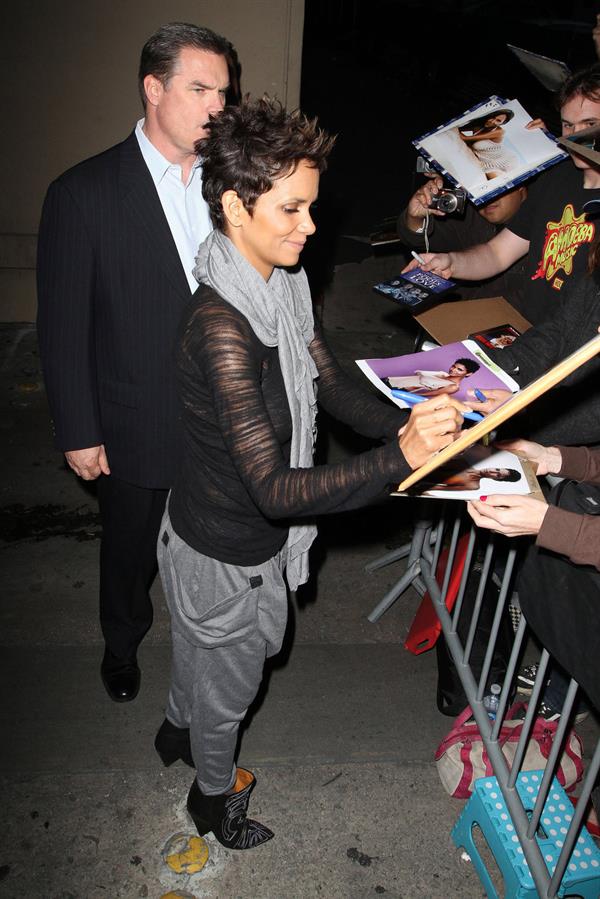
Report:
1,0,305,320
300,0,599,271
3,0,598,318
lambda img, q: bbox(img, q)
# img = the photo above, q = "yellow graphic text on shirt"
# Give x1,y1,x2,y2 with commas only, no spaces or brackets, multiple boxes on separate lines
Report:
532,204,595,289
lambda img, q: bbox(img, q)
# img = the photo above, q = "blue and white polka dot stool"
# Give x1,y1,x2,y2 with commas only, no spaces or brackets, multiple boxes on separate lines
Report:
451,770,600,898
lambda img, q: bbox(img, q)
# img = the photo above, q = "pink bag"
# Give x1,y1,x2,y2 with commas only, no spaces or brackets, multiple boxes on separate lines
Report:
435,703,584,798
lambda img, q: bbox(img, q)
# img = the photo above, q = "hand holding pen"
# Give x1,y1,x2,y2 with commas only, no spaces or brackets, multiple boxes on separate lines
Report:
397,394,471,470
402,250,454,278
391,388,484,422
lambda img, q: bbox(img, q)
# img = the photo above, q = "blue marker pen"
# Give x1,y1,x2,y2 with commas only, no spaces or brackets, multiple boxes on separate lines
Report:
474,388,487,402
390,388,484,422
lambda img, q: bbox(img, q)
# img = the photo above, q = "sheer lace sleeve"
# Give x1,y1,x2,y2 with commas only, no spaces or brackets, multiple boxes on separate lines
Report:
183,291,411,521
309,325,409,440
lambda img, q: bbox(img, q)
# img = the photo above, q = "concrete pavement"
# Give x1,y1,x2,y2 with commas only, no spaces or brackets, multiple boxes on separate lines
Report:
2,254,597,898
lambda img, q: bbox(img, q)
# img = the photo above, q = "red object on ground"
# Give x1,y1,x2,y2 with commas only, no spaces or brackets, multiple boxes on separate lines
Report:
404,532,470,655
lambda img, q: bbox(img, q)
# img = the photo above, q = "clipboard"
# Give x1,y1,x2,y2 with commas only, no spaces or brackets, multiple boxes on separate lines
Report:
397,333,600,492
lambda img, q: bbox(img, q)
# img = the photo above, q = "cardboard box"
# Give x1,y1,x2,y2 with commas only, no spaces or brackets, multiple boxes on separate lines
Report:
415,296,531,345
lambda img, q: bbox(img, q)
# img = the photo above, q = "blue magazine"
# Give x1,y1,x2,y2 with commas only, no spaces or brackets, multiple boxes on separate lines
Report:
373,268,456,311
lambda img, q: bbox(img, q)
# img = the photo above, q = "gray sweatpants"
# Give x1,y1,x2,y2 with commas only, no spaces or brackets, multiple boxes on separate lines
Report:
157,508,288,795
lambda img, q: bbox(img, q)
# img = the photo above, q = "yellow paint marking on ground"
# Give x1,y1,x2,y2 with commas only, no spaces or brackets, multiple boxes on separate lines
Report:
160,891,199,899
162,831,209,875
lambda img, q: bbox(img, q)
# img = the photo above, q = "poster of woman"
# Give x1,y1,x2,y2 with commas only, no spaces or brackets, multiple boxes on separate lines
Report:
356,339,519,409
413,96,567,205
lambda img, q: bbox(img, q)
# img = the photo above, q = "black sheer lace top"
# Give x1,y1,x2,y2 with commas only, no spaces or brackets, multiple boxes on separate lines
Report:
169,286,411,565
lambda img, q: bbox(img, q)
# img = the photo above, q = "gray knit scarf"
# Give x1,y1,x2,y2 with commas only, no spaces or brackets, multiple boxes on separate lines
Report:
193,229,318,590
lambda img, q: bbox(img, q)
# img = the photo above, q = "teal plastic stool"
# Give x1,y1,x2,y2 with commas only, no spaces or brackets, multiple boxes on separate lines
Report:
452,770,600,898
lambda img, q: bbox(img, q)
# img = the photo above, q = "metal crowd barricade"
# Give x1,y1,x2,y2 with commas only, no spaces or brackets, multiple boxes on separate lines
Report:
365,510,437,621
370,503,600,898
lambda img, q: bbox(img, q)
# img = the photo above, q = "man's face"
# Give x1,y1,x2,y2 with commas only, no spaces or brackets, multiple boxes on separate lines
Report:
144,46,230,160
479,186,527,225
560,94,600,172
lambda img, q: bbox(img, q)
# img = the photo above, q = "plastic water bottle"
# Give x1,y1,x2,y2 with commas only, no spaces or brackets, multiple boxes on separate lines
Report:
483,683,502,720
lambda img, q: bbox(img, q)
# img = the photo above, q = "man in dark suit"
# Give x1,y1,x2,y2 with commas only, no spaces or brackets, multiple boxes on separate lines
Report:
37,23,237,702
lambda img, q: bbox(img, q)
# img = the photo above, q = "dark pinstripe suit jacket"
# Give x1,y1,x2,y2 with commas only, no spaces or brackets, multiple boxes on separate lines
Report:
37,132,194,489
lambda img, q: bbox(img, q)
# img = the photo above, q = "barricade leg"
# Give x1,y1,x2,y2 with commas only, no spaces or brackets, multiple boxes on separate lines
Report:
417,504,600,898
367,516,435,622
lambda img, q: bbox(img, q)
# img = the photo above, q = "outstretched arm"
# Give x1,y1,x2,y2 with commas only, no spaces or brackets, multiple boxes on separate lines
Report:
191,299,466,518
401,228,529,281
309,326,407,441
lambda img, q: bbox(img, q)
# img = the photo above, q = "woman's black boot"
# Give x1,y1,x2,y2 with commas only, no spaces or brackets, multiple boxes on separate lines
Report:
154,718,194,768
187,768,274,850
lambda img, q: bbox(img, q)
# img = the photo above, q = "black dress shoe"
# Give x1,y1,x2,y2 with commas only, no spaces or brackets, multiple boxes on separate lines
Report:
101,650,140,702
154,718,194,767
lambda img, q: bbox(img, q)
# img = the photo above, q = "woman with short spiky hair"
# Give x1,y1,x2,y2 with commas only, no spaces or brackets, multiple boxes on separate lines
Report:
154,97,467,850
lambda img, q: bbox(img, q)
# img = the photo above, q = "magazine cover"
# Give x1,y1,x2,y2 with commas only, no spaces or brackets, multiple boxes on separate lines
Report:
373,268,456,311
392,445,531,500
413,96,567,205
468,323,521,349
356,339,519,410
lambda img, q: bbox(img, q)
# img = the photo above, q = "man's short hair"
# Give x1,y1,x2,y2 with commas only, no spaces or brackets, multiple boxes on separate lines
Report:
453,357,480,375
138,22,238,109
197,96,336,231
558,63,600,110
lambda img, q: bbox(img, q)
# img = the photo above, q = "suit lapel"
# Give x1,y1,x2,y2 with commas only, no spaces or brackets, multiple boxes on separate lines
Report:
119,132,191,302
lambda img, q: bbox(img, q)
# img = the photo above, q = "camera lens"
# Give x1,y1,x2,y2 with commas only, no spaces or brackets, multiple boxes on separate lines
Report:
438,194,458,214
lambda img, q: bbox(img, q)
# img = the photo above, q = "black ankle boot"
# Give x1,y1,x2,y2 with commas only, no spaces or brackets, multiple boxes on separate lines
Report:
187,768,274,850
154,718,194,768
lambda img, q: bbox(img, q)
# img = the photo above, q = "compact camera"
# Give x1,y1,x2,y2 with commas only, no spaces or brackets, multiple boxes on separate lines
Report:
429,187,467,215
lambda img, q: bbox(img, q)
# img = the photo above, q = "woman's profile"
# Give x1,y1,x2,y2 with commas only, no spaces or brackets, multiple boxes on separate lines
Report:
458,109,517,179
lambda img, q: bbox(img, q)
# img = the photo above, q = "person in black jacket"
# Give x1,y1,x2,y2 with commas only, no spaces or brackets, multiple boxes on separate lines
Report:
154,97,469,850
36,23,237,702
